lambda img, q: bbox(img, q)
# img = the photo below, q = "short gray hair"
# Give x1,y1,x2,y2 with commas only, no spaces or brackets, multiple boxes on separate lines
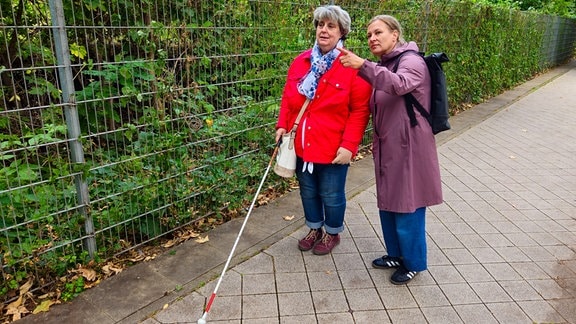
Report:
313,5,351,39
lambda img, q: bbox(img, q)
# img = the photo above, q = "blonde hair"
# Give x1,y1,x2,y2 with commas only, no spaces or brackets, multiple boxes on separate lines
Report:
369,15,406,44
313,5,352,39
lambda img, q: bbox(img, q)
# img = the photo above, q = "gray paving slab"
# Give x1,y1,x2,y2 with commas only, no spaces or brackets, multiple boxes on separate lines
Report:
17,60,576,324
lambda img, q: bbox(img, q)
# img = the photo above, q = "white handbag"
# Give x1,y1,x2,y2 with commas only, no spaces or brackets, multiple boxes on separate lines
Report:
273,132,296,178
274,99,310,178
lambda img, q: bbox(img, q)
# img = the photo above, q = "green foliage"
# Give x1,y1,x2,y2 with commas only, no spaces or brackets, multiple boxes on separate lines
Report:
470,0,575,17
365,0,548,108
61,276,85,302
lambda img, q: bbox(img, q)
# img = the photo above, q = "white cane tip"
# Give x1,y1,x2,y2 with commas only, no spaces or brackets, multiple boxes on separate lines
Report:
197,318,207,324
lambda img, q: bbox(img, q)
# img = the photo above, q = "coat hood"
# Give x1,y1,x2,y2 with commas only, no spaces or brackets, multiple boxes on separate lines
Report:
379,41,420,65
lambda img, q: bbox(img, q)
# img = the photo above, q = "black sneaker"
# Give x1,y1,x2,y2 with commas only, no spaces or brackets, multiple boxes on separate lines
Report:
390,266,418,285
372,255,401,269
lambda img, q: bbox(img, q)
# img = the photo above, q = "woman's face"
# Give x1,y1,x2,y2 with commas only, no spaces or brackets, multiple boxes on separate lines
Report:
366,20,399,57
316,18,343,54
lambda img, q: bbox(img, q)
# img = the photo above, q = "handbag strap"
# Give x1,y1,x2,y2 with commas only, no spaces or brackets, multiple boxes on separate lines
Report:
291,99,310,133
287,98,310,150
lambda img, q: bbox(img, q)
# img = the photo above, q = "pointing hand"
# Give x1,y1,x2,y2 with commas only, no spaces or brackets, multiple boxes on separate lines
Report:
338,47,365,70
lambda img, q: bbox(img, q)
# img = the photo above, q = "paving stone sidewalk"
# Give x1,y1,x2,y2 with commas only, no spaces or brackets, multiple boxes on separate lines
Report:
19,61,576,324
146,61,576,324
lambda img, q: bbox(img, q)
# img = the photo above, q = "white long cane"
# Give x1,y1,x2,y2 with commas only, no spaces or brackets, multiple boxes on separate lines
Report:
197,141,280,324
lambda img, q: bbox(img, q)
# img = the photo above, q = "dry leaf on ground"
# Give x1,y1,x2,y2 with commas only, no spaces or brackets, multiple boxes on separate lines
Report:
32,300,56,314
195,235,209,244
181,230,200,240
283,215,295,221
75,267,97,282
19,279,33,295
5,295,29,321
144,255,157,261
102,263,123,276
162,239,178,248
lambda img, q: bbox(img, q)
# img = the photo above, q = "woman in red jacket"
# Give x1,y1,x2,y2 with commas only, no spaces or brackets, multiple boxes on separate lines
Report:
275,5,371,255
339,15,443,284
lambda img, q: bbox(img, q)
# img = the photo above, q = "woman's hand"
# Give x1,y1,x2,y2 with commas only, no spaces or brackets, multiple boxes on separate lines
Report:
332,147,353,164
275,128,287,144
338,47,365,70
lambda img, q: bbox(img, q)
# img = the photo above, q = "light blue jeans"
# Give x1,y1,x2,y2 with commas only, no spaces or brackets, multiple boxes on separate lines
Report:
296,157,349,235
379,207,427,271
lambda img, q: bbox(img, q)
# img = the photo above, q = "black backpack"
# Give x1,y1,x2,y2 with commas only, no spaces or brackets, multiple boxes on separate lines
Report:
392,51,450,135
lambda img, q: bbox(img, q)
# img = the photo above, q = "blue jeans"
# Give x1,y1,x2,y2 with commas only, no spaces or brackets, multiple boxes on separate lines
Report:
379,207,427,271
296,157,349,235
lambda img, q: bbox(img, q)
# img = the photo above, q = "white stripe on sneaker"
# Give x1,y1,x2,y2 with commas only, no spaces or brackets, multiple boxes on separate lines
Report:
385,260,400,267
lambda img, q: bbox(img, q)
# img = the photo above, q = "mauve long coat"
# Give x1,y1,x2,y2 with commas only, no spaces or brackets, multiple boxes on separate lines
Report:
358,42,442,213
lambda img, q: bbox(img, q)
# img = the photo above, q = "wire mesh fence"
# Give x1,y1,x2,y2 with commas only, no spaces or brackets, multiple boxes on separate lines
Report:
1,0,575,306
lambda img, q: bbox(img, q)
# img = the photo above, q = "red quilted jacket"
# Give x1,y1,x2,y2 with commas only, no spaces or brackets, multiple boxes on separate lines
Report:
276,49,371,164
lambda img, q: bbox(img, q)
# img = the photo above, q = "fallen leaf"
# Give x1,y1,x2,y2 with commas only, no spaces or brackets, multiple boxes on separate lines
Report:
163,303,169,309
283,215,295,221
195,235,209,244
19,279,33,295
84,279,101,289
102,263,123,276
32,300,55,314
77,268,97,281
6,295,22,311
6,295,29,321
162,239,177,248
38,292,56,299
144,255,157,261
128,256,145,262
183,231,200,239
5,278,35,320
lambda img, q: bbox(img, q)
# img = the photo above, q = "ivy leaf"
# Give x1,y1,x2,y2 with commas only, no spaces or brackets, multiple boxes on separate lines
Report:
69,43,87,60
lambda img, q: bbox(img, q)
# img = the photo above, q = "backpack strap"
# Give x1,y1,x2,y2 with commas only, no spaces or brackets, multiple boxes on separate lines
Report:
391,51,429,127
406,93,431,121
403,92,419,127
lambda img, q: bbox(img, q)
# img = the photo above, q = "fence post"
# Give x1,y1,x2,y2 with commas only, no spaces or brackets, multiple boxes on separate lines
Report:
49,0,96,258
422,1,431,53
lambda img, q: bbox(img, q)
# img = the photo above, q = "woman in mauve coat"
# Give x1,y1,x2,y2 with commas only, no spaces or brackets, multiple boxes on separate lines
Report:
339,15,442,284
275,5,371,256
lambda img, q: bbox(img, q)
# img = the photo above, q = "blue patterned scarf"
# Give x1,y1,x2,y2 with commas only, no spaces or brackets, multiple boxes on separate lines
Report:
297,40,343,99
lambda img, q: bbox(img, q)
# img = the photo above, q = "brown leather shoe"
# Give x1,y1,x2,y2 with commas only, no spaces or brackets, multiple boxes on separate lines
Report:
298,228,323,251
312,233,340,255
